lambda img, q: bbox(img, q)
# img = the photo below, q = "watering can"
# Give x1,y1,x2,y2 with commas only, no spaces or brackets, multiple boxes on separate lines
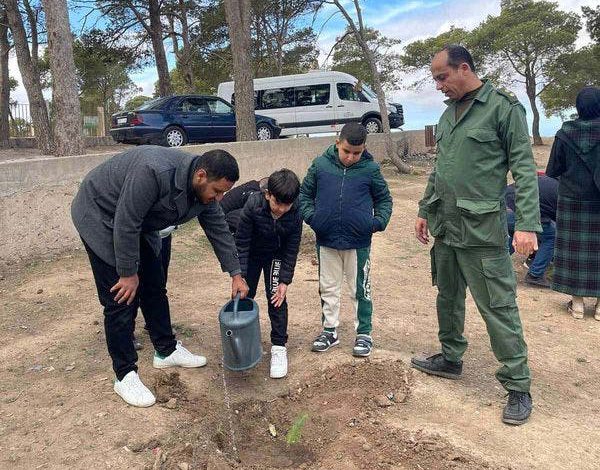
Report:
218,294,262,371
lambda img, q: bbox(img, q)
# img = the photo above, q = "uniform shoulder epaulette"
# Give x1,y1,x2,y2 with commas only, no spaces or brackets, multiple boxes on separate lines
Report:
495,88,520,104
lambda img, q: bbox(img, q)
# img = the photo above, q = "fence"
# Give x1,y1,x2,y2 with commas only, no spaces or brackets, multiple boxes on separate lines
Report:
8,102,107,138
9,103,34,137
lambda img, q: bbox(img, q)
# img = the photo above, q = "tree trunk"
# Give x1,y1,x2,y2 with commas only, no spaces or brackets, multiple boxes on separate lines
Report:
42,0,84,156
148,0,172,97
358,34,410,173
525,76,543,146
224,0,256,141
5,0,53,154
0,9,10,147
332,0,410,173
178,0,195,92
23,0,38,63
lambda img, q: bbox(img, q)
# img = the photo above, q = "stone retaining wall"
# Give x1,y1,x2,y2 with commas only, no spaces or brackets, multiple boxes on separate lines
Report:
0,131,428,268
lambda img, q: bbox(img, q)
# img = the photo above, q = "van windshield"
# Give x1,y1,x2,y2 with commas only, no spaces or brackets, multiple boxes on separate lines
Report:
361,84,377,100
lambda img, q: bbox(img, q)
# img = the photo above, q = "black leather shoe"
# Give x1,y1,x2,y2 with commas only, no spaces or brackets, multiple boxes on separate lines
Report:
411,353,463,379
524,273,550,288
502,390,532,425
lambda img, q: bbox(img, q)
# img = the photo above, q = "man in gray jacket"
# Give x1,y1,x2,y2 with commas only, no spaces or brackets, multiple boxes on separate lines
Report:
72,146,248,407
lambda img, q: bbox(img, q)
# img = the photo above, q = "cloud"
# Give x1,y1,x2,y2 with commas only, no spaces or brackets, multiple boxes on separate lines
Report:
363,1,444,27
129,69,158,97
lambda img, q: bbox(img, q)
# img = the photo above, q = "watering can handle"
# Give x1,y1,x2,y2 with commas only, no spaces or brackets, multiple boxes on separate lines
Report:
232,293,241,318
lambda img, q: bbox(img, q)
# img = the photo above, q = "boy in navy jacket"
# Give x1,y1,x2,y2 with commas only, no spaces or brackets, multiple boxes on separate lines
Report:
235,169,302,378
300,123,392,357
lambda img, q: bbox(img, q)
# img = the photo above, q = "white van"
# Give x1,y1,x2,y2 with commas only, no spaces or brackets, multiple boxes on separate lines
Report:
217,70,403,137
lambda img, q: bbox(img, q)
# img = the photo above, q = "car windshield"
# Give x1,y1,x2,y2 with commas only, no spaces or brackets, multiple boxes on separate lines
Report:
360,84,377,100
138,97,170,110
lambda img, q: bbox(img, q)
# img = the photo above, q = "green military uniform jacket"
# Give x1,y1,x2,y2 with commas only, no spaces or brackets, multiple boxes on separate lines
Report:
418,80,542,247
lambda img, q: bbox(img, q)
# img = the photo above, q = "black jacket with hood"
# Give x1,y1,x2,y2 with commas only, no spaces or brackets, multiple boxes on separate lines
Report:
546,118,600,201
235,192,302,285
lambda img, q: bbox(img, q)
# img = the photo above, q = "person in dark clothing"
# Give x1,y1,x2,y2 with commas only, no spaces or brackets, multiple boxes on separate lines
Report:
546,86,600,320
71,146,249,407
133,226,176,351
505,174,558,288
218,177,268,234
235,169,302,379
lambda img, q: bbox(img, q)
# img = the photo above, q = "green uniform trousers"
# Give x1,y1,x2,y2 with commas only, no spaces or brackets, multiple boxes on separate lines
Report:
431,240,531,393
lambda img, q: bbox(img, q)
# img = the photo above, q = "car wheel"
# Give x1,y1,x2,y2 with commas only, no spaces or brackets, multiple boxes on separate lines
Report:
363,117,382,134
163,126,187,147
256,123,273,141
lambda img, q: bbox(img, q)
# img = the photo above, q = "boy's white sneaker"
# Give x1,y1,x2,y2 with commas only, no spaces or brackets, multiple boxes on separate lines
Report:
113,371,156,407
153,341,207,369
270,345,288,379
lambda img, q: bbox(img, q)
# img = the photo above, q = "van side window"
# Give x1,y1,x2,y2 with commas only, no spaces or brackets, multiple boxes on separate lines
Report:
337,83,369,103
295,84,330,106
257,87,295,109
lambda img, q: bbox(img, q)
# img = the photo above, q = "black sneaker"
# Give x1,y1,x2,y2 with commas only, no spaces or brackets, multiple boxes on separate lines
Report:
352,334,373,357
502,391,532,425
311,331,339,352
524,273,550,288
410,353,462,379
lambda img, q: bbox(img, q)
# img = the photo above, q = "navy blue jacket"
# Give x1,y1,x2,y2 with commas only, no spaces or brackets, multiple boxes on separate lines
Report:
299,144,392,250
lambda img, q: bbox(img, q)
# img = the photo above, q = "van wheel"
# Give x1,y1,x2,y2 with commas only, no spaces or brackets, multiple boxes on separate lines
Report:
163,126,187,147
363,117,382,134
256,123,274,140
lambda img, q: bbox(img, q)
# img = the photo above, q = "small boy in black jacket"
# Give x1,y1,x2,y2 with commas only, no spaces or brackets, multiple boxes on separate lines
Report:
235,169,302,378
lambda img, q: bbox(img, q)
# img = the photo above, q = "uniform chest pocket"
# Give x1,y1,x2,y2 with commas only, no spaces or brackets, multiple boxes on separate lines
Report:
465,129,497,143
456,198,506,246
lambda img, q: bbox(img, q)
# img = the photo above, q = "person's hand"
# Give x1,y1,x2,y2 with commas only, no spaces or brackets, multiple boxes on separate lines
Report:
270,283,288,308
513,231,538,256
415,217,430,244
110,274,139,305
231,274,249,299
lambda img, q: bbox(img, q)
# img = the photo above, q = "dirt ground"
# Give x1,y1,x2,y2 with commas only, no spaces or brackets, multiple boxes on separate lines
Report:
1,141,599,470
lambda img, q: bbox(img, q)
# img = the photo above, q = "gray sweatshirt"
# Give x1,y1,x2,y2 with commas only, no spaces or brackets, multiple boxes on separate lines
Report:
71,145,240,277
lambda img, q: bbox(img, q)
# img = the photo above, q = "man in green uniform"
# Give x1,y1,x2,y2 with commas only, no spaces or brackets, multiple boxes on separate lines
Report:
412,45,541,425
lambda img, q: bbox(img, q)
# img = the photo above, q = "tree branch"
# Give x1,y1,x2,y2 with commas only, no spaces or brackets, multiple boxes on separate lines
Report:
321,30,351,67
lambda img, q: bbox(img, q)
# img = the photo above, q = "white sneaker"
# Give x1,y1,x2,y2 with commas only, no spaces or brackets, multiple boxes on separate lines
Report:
113,371,156,407
153,341,207,369
270,345,288,379
595,299,600,321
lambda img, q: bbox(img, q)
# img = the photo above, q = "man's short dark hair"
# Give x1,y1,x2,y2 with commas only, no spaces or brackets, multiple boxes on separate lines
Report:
339,122,368,146
268,169,300,204
195,149,239,182
441,44,476,73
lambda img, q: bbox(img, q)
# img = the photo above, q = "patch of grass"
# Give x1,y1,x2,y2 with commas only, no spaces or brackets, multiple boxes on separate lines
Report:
286,412,309,445
172,323,195,338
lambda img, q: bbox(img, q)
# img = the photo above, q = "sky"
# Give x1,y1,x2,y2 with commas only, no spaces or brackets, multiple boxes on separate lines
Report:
8,0,599,136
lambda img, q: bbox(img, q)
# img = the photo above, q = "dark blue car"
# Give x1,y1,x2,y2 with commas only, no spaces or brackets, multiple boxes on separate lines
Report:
110,95,282,147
